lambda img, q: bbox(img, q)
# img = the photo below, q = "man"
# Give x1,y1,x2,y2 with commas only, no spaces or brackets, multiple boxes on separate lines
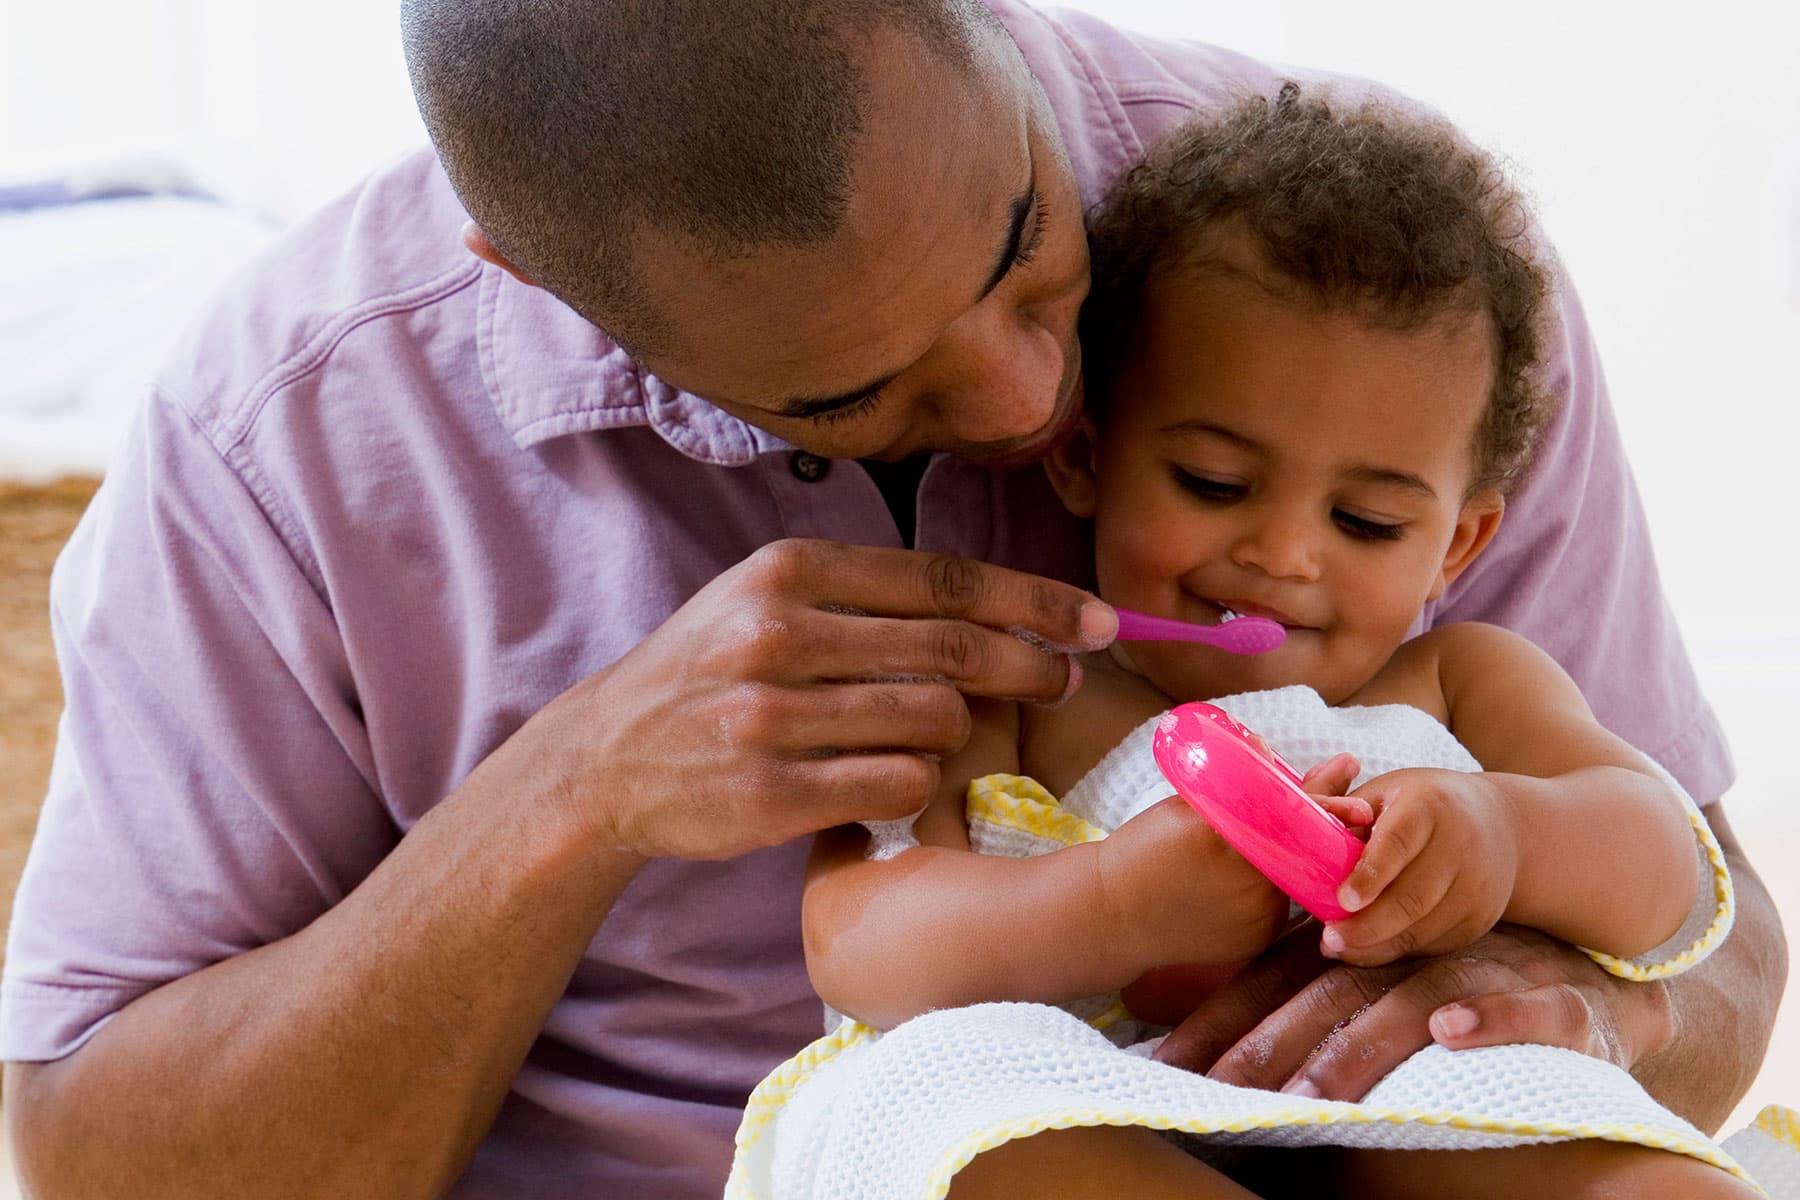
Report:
2,2,1782,1197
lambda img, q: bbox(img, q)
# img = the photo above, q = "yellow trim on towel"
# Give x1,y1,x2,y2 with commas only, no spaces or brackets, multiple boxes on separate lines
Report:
727,1018,1761,1199
921,1104,1760,1199
1581,806,1736,982
966,774,1108,846
734,1019,877,1160
1755,1104,1800,1149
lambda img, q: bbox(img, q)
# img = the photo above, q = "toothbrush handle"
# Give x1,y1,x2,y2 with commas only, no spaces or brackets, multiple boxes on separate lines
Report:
1114,608,1213,643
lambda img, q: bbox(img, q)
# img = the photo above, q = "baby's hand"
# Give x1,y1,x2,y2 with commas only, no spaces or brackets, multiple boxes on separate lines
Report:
1319,768,1520,966
1299,751,1374,829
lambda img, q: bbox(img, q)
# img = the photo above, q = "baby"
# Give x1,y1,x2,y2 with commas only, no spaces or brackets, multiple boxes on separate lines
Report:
728,85,1747,1200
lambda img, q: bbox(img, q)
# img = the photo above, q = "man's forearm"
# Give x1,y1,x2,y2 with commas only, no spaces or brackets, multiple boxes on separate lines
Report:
5,736,642,1200
1632,810,1787,1133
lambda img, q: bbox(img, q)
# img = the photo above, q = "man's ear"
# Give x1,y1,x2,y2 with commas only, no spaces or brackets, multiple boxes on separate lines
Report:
1429,490,1505,600
1043,411,1100,518
460,222,538,288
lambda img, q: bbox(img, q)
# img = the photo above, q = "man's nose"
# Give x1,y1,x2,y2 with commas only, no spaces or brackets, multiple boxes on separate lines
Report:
926,303,1065,445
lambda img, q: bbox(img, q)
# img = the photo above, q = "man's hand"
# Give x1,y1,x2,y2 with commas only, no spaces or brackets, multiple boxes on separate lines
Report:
522,539,1114,861
1151,923,1671,1101
1318,768,1521,966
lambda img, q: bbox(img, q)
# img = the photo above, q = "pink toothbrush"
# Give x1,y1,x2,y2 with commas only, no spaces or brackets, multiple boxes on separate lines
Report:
1113,607,1286,655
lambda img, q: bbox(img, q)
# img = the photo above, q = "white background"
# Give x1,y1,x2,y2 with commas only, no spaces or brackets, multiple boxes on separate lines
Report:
3,0,1798,832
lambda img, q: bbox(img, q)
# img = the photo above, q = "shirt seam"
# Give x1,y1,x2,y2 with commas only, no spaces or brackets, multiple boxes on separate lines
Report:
157,387,330,603
219,259,485,458
1,977,140,1001
1651,713,1730,805
1032,8,1144,178
757,453,799,541
1111,81,1206,110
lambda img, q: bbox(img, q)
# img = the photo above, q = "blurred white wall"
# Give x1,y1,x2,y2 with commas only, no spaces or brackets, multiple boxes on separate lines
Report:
3,0,1797,829
1,0,424,217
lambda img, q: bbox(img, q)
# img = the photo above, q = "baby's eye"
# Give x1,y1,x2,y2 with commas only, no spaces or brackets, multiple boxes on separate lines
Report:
1171,467,1246,502
1333,510,1406,541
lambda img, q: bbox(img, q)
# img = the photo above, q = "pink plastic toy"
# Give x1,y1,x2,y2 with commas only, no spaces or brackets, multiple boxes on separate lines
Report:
1150,701,1364,921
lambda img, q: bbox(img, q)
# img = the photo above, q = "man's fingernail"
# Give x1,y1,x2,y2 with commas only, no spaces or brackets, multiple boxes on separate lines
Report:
1078,601,1117,649
1431,1005,1480,1040
1281,1077,1322,1099
1051,655,1083,708
1337,884,1365,912
1320,927,1345,955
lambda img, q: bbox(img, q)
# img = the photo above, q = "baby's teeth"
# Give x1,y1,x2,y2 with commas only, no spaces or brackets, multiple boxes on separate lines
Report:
1220,607,1240,622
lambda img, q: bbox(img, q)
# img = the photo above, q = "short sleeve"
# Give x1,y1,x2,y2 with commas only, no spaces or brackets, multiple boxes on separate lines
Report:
0,389,396,1061
1424,270,1734,806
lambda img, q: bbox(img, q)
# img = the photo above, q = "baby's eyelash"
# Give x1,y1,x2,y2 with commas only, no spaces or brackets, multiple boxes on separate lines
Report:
1334,511,1406,541
1171,467,1245,501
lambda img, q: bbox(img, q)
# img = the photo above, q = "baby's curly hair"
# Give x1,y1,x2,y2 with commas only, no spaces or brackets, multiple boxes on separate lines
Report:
1082,83,1556,495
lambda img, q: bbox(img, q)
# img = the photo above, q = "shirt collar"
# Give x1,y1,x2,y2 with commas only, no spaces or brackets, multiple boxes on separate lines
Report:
475,264,792,467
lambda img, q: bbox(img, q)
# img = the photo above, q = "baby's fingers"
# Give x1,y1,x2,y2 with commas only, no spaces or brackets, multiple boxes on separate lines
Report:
1302,752,1360,797
1322,854,1458,965
1316,793,1373,829
1334,796,1429,914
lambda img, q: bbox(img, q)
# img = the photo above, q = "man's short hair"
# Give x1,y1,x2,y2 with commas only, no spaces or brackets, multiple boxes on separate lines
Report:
403,0,996,355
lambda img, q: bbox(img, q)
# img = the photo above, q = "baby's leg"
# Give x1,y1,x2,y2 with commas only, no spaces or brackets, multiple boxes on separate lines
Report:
1332,1140,1761,1200
946,1126,1260,1199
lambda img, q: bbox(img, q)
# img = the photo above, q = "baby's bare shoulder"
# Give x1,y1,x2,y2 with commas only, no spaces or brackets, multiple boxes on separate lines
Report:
1020,653,1171,794
1348,623,1532,717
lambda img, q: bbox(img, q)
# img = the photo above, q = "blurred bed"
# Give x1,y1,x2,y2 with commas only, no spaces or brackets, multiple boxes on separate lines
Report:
0,161,274,969
0,160,275,484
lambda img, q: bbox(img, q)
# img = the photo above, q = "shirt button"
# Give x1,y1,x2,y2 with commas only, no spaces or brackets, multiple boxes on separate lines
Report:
789,452,831,483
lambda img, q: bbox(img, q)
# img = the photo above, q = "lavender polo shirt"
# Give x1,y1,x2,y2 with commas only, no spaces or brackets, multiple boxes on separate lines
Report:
2,3,1731,1195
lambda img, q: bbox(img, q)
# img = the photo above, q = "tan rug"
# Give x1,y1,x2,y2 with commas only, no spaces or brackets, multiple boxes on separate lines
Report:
0,477,100,971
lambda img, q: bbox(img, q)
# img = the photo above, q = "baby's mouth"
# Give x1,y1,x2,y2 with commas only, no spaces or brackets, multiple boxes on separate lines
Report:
1202,597,1306,630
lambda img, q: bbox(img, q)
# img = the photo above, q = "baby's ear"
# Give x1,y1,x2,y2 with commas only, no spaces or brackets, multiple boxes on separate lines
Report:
1043,412,1101,518
1430,489,1505,600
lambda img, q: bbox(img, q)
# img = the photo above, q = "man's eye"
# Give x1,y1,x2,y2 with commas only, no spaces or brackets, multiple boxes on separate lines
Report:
812,390,884,426
1333,510,1406,541
1011,194,1049,271
1171,468,1246,502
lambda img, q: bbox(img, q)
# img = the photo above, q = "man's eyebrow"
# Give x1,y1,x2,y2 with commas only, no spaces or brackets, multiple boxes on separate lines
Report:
773,170,1037,421
1160,420,1438,497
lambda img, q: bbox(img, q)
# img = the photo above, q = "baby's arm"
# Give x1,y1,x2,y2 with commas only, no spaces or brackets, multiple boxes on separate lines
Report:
803,685,1286,1029
1323,623,1698,967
